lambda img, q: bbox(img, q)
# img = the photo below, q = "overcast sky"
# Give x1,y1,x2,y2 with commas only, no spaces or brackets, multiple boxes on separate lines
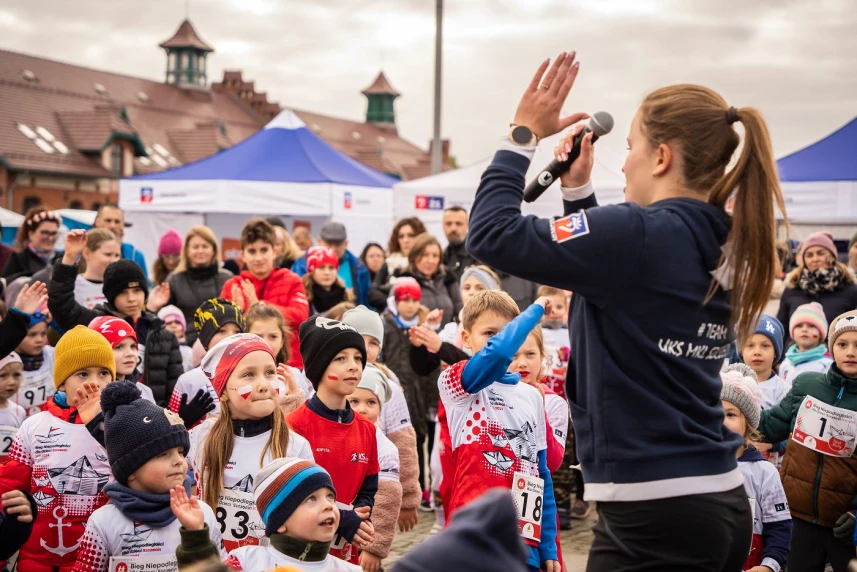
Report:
2,0,855,168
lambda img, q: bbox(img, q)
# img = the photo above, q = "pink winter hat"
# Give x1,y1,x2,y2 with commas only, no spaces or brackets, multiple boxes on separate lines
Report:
158,229,183,256
799,231,837,260
789,302,828,342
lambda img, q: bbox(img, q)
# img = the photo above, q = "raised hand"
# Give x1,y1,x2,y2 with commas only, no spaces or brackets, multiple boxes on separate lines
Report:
170,486,205,531
241,280,258,307
62,229,87,264
177,389,215,428
72,381,103,425
1,490,34,523
513,52,588,140
147,283,171,312
534,296,553,317
553,122,595,189
425,309,443,329
277,363,300,395
409,326,442,353
14,281,48,315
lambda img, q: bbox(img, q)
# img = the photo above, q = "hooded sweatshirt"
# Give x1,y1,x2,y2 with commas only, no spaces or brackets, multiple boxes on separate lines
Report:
466,145,744,502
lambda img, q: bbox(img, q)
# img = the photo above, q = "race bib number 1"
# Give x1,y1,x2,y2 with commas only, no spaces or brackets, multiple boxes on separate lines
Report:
109,553,177,572
511,472,544,543
793,395,857,457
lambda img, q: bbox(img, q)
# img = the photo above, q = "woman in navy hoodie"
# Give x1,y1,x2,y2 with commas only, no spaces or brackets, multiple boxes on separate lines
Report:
466,52,786,571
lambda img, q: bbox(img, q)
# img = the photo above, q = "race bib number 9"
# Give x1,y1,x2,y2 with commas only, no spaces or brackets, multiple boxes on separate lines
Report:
511,472,544,543
793,395,857,457
109,553,177,572
216,489,267,552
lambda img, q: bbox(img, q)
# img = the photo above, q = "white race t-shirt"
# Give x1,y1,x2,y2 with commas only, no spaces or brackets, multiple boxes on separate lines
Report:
0,401,27,460
16,346,55,415
758,374,791,410
377,374,412,436
74,275,106,310
544,392,569,448
376,428,400,483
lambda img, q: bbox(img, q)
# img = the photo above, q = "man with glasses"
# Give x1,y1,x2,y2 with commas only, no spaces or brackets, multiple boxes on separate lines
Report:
94,204,148,281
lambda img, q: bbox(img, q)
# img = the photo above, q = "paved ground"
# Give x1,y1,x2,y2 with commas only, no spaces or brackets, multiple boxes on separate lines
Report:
387,508,596,570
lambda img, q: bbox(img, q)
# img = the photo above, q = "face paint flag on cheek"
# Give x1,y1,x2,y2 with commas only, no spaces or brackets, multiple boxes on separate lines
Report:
236,384,253,400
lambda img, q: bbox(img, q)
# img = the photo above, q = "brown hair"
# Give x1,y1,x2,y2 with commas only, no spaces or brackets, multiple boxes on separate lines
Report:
246,302,292,364
0,299,6,320
240,218,276,249
407,234,443,278
14,207,61,251
325,302,356,321
387,218,427,255
302,274,354,305
200,399,291,510
639,85,787,342
175,226,221,273
537,285,565,298
462,290,520,331
77,228,120,275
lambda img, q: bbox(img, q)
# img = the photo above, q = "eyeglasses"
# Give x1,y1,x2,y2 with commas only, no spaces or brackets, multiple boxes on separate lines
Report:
37,230,59,238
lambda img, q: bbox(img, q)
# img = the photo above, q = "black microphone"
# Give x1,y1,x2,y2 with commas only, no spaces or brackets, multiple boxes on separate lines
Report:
523,111,615,203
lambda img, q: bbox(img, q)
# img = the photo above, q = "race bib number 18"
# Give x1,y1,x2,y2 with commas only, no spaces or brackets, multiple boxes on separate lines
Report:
793,395,857,457
511,472,544,543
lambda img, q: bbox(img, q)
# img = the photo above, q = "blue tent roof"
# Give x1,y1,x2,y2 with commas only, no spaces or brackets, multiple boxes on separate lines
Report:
777,116,857,182
131,110,396,188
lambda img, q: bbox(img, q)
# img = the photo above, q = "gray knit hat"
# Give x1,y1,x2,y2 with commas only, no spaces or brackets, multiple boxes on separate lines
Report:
342,305,385,349
828,311,857,354
720,363,762,429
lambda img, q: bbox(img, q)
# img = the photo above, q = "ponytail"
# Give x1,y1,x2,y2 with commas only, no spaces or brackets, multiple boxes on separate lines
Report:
640,85,787,342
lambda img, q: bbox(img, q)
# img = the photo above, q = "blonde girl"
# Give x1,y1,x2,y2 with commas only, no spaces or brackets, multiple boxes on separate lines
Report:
187,334,313,553
74,228,121,310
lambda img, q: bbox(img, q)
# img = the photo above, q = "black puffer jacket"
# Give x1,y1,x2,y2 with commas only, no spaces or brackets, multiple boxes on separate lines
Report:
2,248,61,282
166,264,233,345
48,261,183,405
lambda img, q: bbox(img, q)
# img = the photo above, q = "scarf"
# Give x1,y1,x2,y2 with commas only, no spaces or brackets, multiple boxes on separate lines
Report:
786,343,829,366
104,476,193,528
270,533,331,562
27,243,54,264
311,282,347,313
187,263,219,281
19,352,44,372
798,265,846,296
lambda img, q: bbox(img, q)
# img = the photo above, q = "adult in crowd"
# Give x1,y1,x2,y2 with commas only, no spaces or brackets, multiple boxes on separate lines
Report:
848,230,857,275
292,225,314,255
2,208,62,282
441,205,539,311
467,53,779,568
0,220,13,278
291,221,371,307
777,231,857,332
369,218,428,307
147,226,233,345
390,233,461,327
152,229,182,285
360,242,386,282
93,203,148,279
441,206,477,282
265,216,301,269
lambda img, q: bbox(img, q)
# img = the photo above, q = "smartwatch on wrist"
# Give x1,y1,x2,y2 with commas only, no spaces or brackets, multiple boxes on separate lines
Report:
508,124,539,147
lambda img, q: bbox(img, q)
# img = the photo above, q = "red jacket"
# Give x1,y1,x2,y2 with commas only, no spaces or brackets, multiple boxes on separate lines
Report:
0,399,110,572
221,268,309,368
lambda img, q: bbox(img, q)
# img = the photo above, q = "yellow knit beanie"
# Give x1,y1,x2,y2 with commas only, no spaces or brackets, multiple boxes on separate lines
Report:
54,325,116,388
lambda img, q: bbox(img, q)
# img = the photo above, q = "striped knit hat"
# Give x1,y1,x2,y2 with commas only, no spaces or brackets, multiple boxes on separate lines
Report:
254,457,336,537
789,302,828,342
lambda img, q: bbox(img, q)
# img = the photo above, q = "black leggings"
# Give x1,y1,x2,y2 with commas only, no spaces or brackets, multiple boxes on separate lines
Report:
788,518,853,572
586,486,752,572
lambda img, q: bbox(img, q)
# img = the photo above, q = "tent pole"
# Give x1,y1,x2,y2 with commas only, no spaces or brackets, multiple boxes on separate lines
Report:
431,0,443,175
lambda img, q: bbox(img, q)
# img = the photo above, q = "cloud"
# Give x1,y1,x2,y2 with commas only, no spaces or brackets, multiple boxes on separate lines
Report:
0,0,854,166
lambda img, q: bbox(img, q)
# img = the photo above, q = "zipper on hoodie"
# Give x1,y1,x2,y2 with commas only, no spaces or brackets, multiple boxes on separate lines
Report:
814,385,845,523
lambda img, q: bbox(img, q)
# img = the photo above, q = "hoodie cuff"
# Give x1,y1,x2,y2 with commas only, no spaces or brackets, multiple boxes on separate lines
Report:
761,557,781,572
560,181,594,201
498,137,537,161
338,509,362,543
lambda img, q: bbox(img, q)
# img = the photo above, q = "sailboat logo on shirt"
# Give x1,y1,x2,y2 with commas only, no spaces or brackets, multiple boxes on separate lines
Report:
36,427,64,444
47,456,109,495
482,451,515,471
120,523,153,543
504,422,537,463
95,452,108,462
229,475,254,493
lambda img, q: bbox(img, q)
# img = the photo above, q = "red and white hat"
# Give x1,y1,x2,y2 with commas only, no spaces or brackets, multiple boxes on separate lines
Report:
89,316,137,348
393,277,422,302
306,246,339,273
201,333,275,397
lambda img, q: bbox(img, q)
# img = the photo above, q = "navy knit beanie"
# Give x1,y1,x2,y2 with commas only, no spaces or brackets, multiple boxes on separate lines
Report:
101,381,190,485
753,314,785,365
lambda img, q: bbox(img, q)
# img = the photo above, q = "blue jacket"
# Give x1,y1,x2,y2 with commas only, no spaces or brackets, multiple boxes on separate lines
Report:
291,249,372,308
467,148,744,502
122,242,148,281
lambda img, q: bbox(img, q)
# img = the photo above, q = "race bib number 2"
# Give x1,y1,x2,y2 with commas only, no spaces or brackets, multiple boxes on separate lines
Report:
793,395,857,457
0,426,17,458
511,472,544,543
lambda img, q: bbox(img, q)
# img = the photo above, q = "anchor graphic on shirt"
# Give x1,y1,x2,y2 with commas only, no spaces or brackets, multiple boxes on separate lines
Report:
40,506,80,556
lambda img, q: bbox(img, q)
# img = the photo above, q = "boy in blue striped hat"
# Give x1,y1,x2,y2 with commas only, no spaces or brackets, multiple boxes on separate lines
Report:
171,457,361,571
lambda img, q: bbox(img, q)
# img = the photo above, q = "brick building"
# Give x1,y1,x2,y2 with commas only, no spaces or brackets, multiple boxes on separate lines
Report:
0,18,451,214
